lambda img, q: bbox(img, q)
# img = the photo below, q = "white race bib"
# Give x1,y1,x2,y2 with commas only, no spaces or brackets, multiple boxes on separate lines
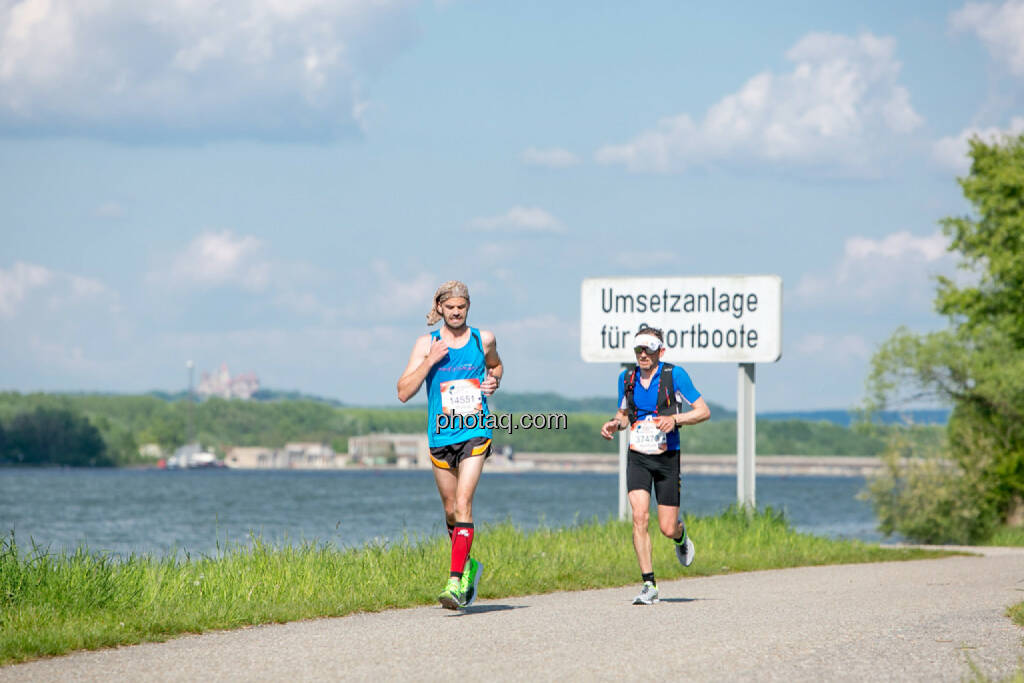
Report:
440,378,483,416
629,416,667,454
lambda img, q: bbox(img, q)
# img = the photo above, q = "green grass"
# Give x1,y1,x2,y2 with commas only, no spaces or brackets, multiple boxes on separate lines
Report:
1006,528,1024,639
979,524,1024,680
0,508,951,666
983,526,1024,547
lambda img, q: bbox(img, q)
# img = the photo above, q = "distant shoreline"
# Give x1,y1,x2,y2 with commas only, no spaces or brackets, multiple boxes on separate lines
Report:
495,453,882,477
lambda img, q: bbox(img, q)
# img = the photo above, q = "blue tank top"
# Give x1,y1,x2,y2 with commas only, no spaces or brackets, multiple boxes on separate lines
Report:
426,327,492,447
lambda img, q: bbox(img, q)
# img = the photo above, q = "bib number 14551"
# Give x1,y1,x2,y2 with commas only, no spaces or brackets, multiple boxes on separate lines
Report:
440,379,483,416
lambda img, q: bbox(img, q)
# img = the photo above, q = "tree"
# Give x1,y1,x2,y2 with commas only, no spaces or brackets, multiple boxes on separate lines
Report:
5,408,111,467
865,133,1024,543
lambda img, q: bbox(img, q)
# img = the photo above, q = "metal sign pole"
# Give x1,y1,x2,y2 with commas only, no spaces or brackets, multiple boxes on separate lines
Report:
737,362,756,510
618,425,629,520
618,362,630,521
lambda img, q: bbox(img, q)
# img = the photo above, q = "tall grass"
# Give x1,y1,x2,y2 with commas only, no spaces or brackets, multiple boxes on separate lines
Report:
1,509,946,666
982,526,1024,547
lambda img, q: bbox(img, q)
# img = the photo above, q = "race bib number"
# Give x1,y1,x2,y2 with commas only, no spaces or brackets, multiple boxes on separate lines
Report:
440,379,483,416
629,417,667,454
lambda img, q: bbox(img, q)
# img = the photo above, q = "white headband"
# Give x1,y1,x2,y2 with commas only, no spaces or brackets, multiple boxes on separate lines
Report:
633,334,663,351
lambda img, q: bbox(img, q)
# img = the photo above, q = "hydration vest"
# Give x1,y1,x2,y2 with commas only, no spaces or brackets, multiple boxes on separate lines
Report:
622,362,680,424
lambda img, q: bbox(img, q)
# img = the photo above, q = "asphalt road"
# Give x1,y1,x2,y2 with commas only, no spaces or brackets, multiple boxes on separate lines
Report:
4,546,1023,682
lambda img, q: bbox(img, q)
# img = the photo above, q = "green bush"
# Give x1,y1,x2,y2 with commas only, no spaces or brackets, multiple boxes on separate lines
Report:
862,428,999,544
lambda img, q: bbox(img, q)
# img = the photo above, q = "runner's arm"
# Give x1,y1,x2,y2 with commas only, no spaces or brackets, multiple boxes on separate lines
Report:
670,366,711,427
600,409,630,439
480,330,503,395
673,396,711,427
397,335,436,403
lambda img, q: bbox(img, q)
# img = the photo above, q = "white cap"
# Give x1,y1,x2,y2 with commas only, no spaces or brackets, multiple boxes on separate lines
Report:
633,333,663,352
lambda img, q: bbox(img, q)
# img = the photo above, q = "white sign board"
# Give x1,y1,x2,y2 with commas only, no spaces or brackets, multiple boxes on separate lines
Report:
580,275,782,364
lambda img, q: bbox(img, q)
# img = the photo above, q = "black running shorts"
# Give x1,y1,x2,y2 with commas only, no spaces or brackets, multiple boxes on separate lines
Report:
429,436,492,470
626,449,681,507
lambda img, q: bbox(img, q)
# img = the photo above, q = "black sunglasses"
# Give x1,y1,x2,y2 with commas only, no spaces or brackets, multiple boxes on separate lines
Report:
633,346,660,355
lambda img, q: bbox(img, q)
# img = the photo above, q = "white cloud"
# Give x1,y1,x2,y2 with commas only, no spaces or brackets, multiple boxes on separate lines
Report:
0,261,51,317
519,146,580,168
468,206,565,233
841,231,949,265
367,260,437,318
161,231,270,291
0,261,115,318
794,230,954,311
595,32,921,174
951,1,1024,76
0,0,417,140
932,117,1024,173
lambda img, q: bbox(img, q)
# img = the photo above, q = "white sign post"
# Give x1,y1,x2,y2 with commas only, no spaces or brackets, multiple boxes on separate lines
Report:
581,275,782,518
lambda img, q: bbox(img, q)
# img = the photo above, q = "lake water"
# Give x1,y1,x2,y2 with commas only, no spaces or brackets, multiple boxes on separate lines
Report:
0,468,896,558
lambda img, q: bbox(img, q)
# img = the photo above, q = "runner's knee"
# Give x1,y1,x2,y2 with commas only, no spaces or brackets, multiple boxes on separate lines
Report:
454,497,473,520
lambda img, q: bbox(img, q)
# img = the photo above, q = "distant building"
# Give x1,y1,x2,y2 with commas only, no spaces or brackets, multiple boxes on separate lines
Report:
138,443,164,459
347,434,430,469
224,446,278,469
225,442,344,469
197,363,260,400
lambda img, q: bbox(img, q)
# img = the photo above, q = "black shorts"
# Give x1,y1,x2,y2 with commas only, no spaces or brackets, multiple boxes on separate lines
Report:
429,436,492,470
626,449,681,507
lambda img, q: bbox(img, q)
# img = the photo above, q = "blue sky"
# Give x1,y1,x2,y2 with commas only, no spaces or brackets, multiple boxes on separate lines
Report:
2,0,1024,411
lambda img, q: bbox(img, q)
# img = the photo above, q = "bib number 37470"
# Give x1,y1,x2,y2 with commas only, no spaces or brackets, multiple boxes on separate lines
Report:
629,417,667,454
440,379,483,416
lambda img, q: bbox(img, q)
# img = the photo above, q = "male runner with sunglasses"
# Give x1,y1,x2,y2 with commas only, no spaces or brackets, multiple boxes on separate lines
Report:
398,280,502,610
600,326,710,604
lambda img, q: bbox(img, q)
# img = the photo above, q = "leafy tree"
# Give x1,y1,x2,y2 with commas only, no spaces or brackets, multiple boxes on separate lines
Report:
5,407,111,467
865,133,1024,543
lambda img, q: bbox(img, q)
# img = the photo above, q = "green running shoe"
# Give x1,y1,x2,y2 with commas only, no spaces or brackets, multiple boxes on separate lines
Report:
459,558,483,607
438,577,464,610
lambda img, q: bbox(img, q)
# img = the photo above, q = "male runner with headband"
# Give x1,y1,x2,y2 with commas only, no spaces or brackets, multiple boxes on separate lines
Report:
397,280,503,610
600,326,710,605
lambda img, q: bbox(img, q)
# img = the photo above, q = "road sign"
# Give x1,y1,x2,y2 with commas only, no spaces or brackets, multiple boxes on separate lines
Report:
580,275,782,364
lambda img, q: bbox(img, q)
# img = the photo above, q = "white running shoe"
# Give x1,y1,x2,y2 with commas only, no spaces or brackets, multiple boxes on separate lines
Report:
632,581,659,605
675,536,695,567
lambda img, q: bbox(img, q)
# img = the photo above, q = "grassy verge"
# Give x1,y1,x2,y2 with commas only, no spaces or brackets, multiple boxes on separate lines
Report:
1,508,950,666
983,525,1024,666
983,526,1024,547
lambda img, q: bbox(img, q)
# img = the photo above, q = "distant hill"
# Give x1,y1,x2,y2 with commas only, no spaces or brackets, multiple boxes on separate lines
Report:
250,389,345,406
490,393,949,426
1,391,946,464
146,388,949,427
757,409,950,427
147,388,346,407
489,391,736,417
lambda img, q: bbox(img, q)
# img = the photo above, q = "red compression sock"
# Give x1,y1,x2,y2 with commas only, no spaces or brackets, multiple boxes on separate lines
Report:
450,522,474,576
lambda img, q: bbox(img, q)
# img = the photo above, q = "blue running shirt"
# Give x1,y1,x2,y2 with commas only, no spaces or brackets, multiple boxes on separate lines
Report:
426,327,492,448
